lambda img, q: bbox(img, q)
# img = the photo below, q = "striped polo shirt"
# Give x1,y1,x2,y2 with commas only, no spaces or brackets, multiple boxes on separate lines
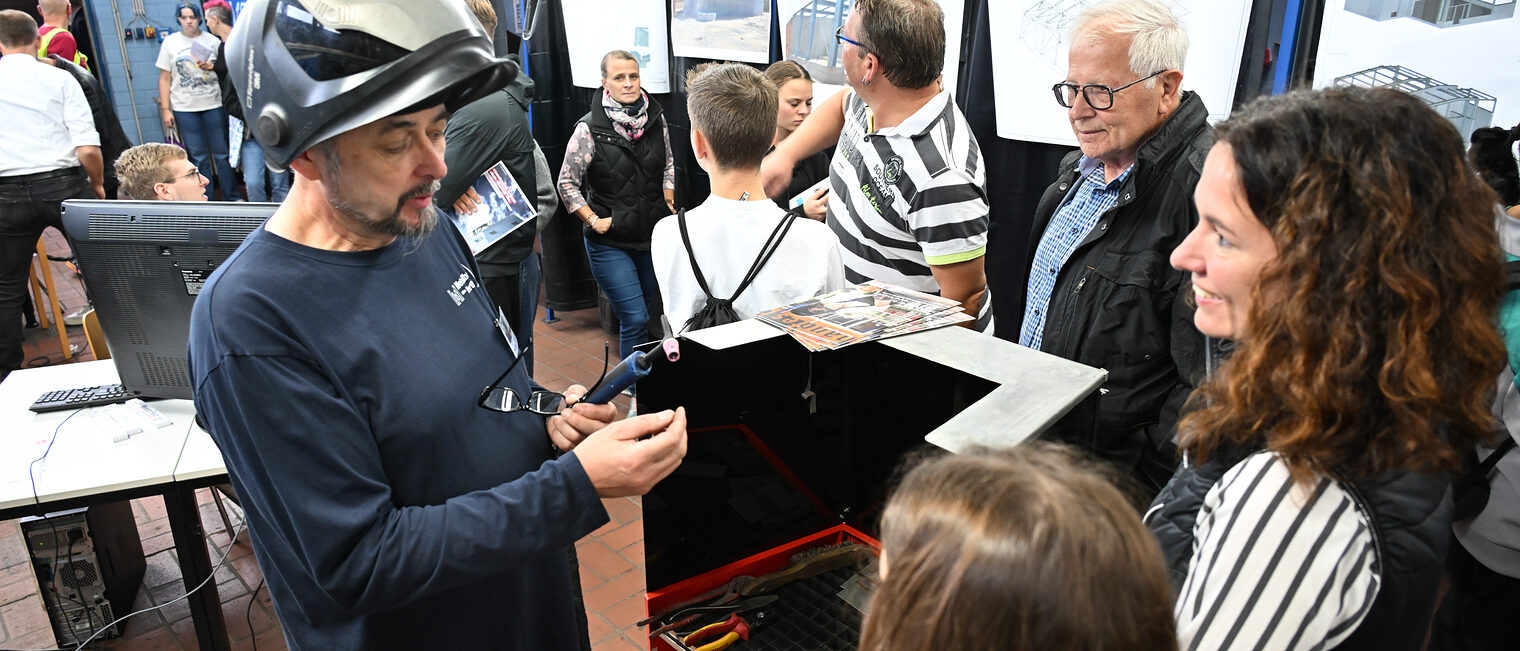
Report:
827,90,989,296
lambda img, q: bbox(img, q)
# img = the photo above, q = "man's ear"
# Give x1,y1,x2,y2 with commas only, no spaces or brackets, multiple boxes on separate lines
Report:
153,182,174,201
289,148,324,181
1158,69,1184,112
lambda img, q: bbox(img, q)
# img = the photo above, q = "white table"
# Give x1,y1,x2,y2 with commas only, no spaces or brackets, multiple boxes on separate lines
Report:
0,361,233,650
1,361,196,510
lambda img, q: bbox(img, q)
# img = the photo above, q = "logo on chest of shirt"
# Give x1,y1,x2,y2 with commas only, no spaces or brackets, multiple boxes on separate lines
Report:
863,154,903,211
446,264,480,306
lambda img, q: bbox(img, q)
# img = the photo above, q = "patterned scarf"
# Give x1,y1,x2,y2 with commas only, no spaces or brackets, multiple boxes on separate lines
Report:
602,89,650,141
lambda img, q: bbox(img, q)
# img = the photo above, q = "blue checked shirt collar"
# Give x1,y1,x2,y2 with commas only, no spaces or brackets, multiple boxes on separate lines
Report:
1019,159,1132,350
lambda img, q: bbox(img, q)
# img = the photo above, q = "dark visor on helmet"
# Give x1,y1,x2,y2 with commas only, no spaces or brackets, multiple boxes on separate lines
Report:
275,0,410,82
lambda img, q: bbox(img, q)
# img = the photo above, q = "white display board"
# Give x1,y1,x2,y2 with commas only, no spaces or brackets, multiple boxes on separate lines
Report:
775,0,964,106
1312,0,1519,142
560,0,673,93
989,0,1252,145
670,0,772,63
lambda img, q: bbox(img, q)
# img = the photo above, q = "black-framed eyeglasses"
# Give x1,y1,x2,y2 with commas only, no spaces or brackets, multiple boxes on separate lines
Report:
477,342,614,415
163,166,202,184
835,25,870,53
1051,70,1165,110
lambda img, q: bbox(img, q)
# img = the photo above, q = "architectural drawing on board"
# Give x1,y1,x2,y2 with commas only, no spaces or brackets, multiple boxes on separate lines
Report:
783,0,856,85
1334,65,1496,139
1021,0,1188,67
1343,0,1514,28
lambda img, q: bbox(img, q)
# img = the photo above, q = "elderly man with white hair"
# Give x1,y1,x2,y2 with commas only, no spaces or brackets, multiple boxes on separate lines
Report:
1009,0,1212,495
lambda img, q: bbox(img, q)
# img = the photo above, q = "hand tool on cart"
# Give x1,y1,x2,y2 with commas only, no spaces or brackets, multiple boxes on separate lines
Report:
644,542,875,636
650,595,776,639
681,609,771,651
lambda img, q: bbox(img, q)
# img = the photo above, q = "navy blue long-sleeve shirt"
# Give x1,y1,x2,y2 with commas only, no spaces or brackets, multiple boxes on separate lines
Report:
188,223,608,650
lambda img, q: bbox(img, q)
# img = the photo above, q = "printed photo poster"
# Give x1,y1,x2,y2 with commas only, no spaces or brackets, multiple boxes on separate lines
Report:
988,0,1252,145
1312,1,1520,142
560,0,672,92
775,0,966,107
670,0,772,63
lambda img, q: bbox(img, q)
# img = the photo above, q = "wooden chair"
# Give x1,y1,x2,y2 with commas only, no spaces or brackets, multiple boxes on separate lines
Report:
82,308,108,361
28,237,72,361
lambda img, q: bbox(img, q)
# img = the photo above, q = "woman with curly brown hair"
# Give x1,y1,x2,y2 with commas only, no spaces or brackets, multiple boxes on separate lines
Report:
1147,86,1506,651
860,442,1177,651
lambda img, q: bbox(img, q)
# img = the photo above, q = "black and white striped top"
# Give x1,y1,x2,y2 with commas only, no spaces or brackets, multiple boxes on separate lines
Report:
1173,451,1379,650
825,90,988,295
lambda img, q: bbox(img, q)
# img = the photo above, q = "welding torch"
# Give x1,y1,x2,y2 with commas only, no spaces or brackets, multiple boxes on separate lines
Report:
582,338,681,405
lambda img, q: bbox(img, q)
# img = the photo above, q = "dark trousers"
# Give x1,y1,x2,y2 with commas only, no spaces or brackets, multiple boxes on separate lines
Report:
1428,536,1520,651
0,168,91,380
482,252,542,377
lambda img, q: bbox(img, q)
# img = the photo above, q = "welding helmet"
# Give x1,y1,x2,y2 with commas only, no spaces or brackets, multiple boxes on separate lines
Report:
227,0,518,171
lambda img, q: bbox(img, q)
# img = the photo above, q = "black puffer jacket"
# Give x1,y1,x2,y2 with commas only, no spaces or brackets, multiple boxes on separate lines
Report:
578,100,667,251
1149,447,1452,650
1011,91,1212,466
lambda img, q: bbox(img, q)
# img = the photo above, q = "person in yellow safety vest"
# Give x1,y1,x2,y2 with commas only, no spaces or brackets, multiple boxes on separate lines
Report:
36,0,87,71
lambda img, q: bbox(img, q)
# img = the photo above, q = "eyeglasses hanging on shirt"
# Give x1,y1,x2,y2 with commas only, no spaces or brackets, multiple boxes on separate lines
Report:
477,340,613,416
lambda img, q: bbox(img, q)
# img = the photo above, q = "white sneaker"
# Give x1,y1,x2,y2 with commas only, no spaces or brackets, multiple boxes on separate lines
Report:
63,305,90,327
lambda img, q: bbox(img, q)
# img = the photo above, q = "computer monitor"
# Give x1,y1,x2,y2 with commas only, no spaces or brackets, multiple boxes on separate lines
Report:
60,200,276,400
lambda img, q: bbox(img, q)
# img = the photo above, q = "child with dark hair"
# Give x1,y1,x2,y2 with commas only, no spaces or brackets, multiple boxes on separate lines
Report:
1470,124,1520,213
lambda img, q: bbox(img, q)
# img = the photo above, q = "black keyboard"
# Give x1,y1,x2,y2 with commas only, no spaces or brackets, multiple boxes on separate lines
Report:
29,384,130,413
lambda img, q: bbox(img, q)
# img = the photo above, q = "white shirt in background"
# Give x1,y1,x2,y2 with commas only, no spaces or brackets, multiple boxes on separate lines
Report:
156,31,222,113
652,196,846,334
0,54,99,176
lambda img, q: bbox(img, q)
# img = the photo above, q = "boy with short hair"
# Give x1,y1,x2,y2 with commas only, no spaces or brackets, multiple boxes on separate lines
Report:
651,63,845,332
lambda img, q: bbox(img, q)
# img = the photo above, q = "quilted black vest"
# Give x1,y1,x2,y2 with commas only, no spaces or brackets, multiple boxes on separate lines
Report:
1149,448,1451,650
578,99,667,251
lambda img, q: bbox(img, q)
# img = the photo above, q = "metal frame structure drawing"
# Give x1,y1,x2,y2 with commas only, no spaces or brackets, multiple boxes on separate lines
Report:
1334,65,1497,139
1019,0,1188,67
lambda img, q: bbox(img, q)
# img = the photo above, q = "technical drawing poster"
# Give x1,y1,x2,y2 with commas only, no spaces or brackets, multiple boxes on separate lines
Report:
1313,0,1519,141
988,0,1252,145
776,0,964,106
560,0,672,93
670,0,772,63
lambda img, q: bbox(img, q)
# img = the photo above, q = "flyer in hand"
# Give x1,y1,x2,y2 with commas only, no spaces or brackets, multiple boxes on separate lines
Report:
450,161,535,256
755,282,971,351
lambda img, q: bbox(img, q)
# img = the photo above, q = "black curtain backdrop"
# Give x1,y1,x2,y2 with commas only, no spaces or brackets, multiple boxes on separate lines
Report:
526,0,1315,316
527,0,601,311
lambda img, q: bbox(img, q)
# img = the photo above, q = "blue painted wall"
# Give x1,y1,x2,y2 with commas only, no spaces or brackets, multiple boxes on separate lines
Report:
83,0,211,146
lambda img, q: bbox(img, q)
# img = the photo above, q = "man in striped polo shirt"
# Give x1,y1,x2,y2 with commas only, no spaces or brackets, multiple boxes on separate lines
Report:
761,0,990,330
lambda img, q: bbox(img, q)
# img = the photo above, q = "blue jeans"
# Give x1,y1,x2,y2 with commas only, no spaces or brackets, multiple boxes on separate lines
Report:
174,107,238,201
240,138,291,202
583,238,658,363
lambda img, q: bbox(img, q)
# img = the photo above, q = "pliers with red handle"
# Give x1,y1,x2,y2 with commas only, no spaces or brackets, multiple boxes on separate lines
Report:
681,613,752,651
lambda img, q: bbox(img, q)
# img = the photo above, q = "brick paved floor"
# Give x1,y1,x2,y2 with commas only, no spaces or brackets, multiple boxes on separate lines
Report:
2,229,649,650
